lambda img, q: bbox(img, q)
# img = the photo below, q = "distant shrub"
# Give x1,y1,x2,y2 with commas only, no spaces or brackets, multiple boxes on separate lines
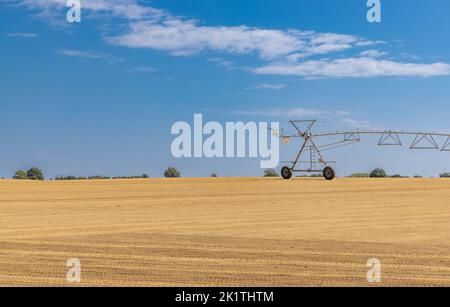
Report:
55,174,150,180
263,169,279,177
13,168,44,180
413,175,423,178
164,167,180,178
14,168,44,180
142,174,150,179
440,173,450,178
13,170,29,180
55,175,79,181
370,168,387,178
349,173,370,178
211,173,218,178
112,175,149,179
27,167,44,180
88,176,111,180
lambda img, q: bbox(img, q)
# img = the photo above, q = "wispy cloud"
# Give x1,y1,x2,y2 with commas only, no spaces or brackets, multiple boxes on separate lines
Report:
17,0,376,60
251,84,286,90
109,20,300,59
359,49,388,58
236,108,349,118
8,32,38,38
355,40,386,47
58,49,103,59
57,49,124,64
15,0,450,79
135,66,157,73
208,58,234,68
107,21,378,61
253,58,450,78
18,0,165,21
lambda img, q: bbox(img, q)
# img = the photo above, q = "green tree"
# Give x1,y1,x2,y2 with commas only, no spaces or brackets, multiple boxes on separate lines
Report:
13,170,28,180
211,173,218,178
164,167,180,178
27,167,44,180
370,168,387,178
440,173,450,178
263,169,279,177
142,174,150,179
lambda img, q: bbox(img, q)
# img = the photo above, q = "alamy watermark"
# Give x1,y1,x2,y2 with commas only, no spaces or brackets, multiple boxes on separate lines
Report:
367,258,381,283
66,0,81,23
367,0,381,23
171,114,280,169
66,258,81,283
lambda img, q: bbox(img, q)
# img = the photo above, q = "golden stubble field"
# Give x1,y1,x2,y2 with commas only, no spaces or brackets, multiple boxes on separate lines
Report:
0,177,450,287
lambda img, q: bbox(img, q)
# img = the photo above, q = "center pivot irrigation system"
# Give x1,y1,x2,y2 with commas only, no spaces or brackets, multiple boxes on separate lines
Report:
275,120,450,181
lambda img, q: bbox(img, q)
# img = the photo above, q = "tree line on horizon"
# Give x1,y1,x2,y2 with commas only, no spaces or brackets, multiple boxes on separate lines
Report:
9,167,450,180
263,168,450,179
11,167,183,180
348,168,448,178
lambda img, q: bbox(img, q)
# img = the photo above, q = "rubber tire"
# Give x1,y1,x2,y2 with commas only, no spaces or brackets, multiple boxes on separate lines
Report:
281,167,293,180
323,166,336,181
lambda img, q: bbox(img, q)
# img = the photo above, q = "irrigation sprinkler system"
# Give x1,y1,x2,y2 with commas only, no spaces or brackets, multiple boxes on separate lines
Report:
277,120,450,180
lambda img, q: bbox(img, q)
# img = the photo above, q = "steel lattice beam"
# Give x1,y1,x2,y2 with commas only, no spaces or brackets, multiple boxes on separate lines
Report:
410,133,439,150
378,132,402,146
442,137,450,151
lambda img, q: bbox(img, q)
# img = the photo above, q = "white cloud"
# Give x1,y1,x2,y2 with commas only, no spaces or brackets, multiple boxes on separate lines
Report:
108,20,307,60
58,49,103,59
8,32,38,38
355,40,385,47
57,49,124,64
208,58,234,67
359,50,388,58
253,58,450,78
236,108,349,118
15,0,450,79
107,23,380,61
19,1,373,60
303,33,359,55
251,84,286,90
19,0,164,21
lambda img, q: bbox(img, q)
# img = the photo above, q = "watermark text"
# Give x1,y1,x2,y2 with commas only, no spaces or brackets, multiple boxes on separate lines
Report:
171,114,280,169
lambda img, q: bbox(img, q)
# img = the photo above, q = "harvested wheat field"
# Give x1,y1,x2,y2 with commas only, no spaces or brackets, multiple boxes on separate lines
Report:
0,177,450,287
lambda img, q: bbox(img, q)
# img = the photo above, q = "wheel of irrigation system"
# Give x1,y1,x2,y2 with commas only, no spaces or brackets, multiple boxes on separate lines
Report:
323,166,336,181
281,167,293,180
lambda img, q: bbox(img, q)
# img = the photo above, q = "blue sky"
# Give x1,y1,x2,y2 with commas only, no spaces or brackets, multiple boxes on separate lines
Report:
1,0,450,178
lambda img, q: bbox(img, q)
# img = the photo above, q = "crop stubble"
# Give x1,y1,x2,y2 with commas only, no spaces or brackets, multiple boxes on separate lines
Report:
0,178,449,286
